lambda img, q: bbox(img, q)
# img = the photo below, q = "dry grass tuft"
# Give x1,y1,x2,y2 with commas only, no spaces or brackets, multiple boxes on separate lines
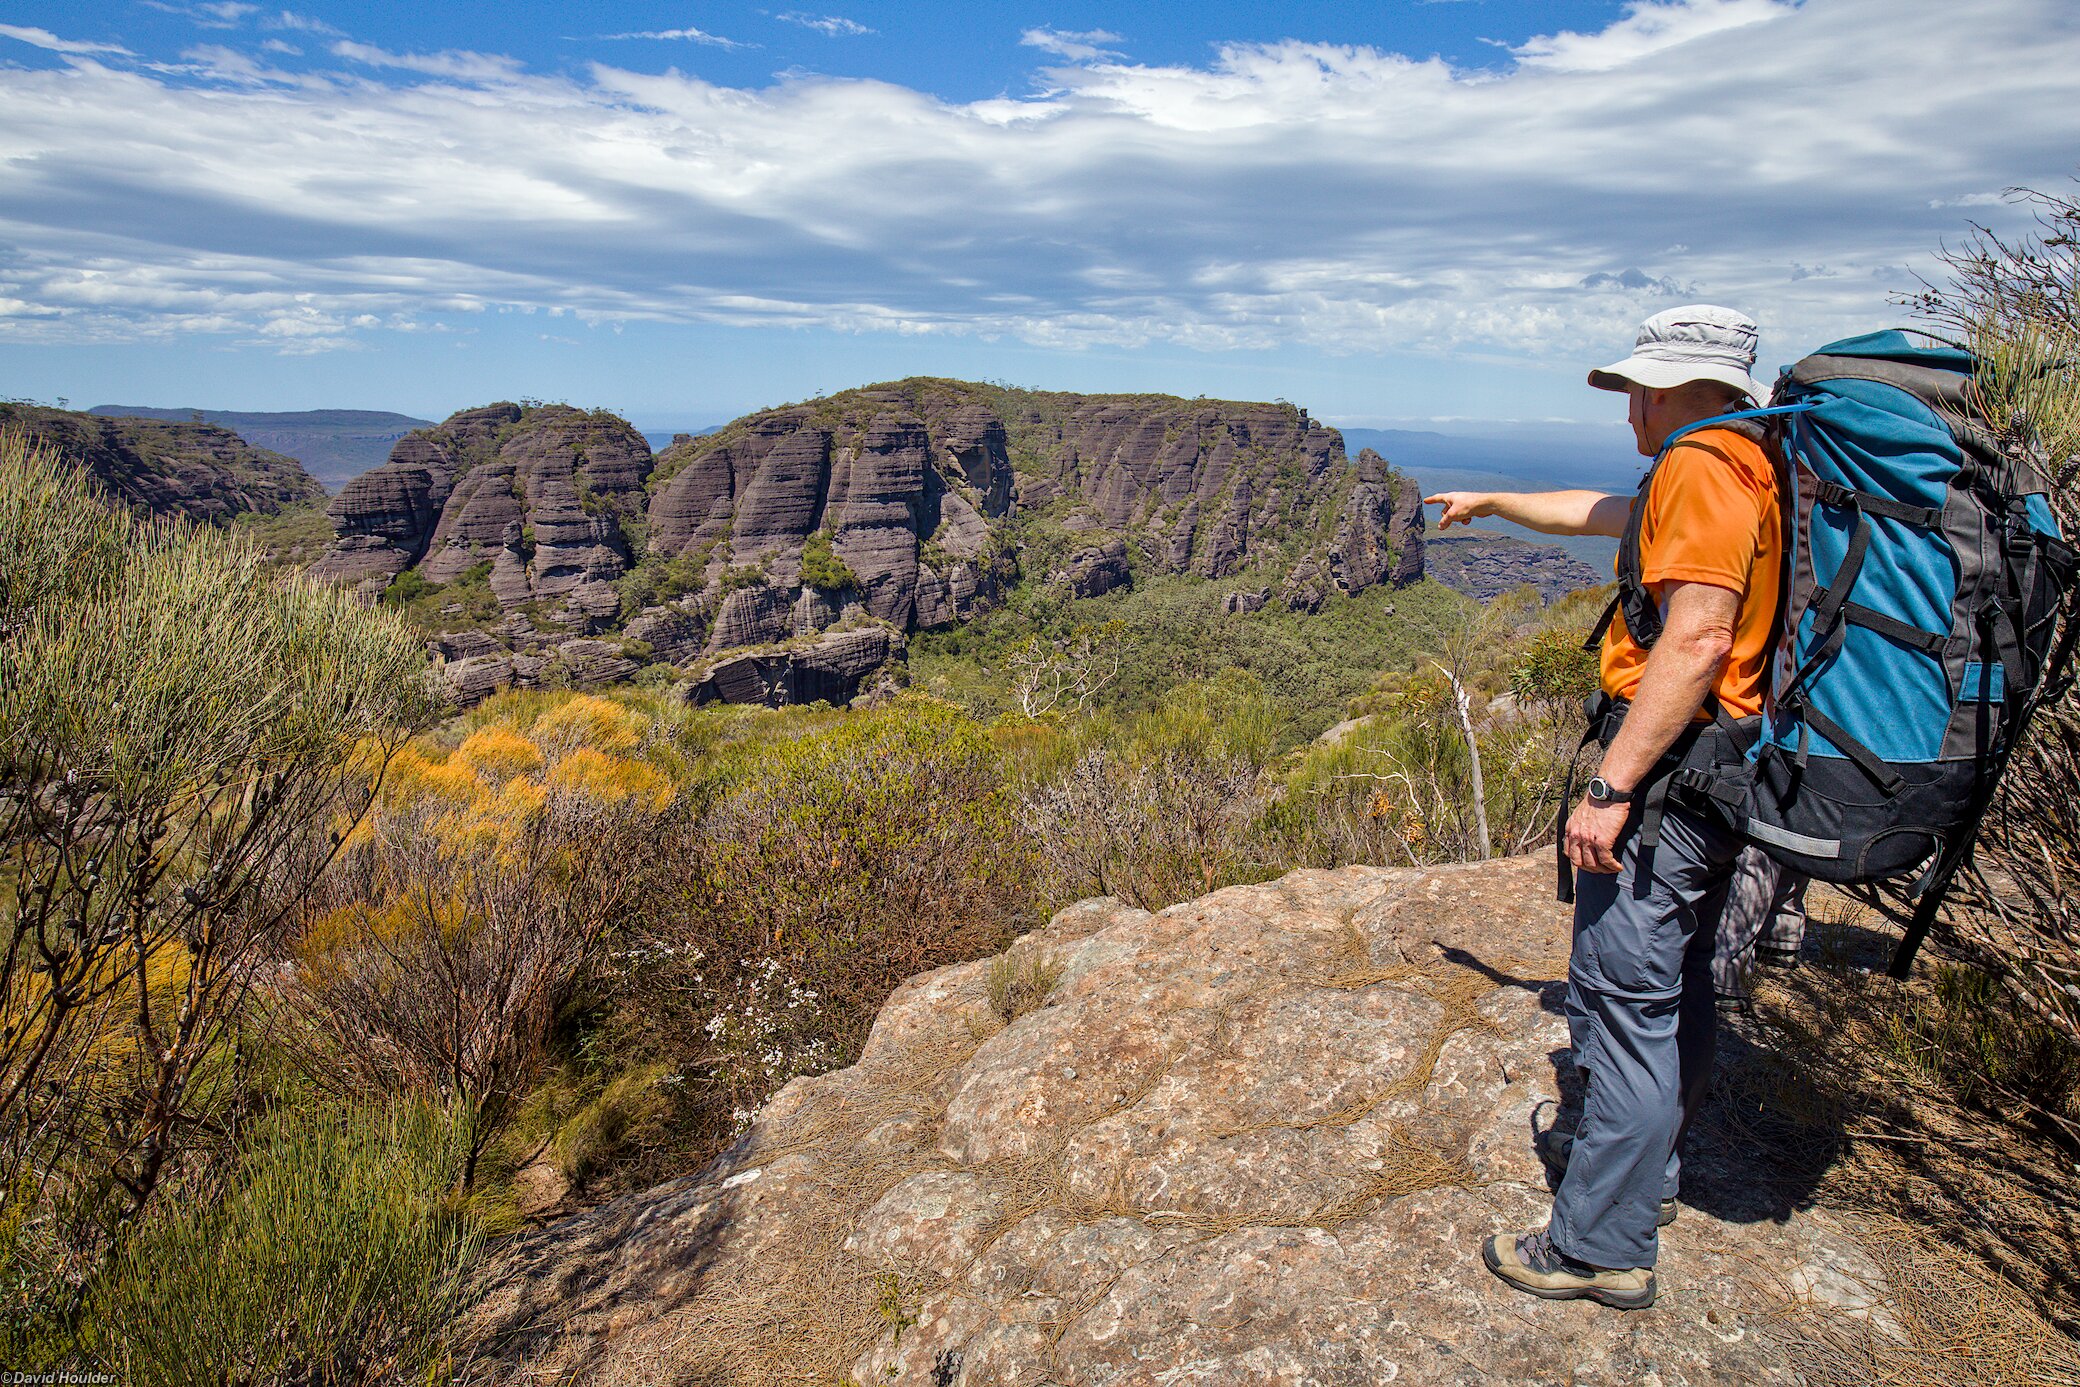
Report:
1755,1216,2080,1387
987,946,1063,1024
1305,1125,1476,1227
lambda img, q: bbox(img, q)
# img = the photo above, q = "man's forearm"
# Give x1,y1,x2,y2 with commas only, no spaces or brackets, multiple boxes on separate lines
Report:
1598,631,1726,789
1480,490,1630,537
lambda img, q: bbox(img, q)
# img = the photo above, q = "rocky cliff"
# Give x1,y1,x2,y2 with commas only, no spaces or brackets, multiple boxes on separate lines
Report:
1425,531,1605,604
88,407,433,492
0,402,325,523
314,380,1427,706
463,851,1894,1384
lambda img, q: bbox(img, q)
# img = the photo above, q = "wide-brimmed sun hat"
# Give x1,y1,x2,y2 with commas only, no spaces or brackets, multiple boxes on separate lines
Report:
1588,304,1769,403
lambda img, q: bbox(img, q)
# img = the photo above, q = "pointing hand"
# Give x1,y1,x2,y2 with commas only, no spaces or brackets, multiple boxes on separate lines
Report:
1424,492,1492,530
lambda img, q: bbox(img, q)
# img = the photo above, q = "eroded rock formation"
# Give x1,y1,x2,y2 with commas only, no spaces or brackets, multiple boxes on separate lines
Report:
313,380,1429,707
465,852,1891,1385
1425,532,1605,604
0,403,324,523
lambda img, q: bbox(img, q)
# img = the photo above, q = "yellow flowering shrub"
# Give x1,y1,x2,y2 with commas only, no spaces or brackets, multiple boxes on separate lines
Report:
547,746,674,813
454,725,545,781
531,694,646,756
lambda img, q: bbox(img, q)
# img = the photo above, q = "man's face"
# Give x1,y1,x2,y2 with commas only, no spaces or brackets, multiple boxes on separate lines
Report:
1626,385,1654,457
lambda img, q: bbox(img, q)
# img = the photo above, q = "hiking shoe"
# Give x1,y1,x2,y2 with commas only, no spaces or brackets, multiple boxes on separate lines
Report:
1482,1227,1658,1310
1537,1129,1677,1226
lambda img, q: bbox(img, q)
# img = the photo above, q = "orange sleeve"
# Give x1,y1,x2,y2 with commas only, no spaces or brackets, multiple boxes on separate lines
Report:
1639,442,1766,595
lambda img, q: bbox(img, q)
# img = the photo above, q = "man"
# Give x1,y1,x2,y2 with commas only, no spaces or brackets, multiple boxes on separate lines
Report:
1426,305,1781,1310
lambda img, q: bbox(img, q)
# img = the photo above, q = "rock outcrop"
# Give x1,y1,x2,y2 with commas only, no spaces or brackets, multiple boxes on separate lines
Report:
1,402,325,523
1050,534,1133,599
466,852,1889,1385
311,402,649,627
313,380,1430,708
679,625,905,708
88,406,432,492
1424,532,1605,605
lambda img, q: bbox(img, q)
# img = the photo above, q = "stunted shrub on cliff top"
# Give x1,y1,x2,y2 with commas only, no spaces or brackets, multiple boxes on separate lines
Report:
591,698,1033,1159
0,428,435,1313
85,1097,481,1387
287,698,677,1187
1020,673,1280,911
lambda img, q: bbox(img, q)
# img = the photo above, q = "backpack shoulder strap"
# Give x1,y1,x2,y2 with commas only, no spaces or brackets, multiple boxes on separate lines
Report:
1586,403,1815,657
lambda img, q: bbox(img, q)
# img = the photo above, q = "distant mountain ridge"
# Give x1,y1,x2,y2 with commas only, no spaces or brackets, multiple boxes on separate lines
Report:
90,405,433,493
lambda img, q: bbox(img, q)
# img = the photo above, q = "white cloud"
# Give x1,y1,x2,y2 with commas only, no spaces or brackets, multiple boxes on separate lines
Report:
592,27,746,48
0,24,135,56
143,2,261,29
0,0,2073,366
330,40,523,81
264,11,345,37
778,13,873,37
1020,27,1125,62
1509,0,1793,72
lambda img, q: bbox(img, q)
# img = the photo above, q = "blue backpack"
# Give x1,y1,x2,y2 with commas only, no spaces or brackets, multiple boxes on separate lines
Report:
1580,331,2077,974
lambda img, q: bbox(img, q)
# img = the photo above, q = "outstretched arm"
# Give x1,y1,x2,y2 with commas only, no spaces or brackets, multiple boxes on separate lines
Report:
1425,490,1630,538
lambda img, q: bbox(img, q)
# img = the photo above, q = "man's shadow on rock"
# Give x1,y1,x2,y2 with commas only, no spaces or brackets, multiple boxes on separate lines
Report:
1439,944,1840,1228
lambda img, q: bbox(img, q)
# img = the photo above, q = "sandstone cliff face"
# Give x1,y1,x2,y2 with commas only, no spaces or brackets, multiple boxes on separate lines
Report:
645,379,1425,639
1,403,324,523
314,380,1427,707
1425,532,1605,604
312,403,650,631
464,852,1891,1385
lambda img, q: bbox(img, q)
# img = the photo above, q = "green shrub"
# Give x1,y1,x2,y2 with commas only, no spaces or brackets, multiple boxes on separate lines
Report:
84,1098,482,1387
0,427,435,1307
799,528,858,591
379,566,440,606
551,1064,674,1185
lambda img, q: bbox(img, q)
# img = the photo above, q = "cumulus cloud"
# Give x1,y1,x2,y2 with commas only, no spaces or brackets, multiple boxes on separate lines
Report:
778,13,874,37
1020,27,1126,62
0,0,2074,364
0,24,134,56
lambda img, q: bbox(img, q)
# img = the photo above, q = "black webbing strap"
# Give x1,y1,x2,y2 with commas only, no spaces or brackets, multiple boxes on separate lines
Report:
1556,692,1623,904
1799,701,1905,795
1809,478,1942,530
1842,603,1946,655
1584,594,1622,654
1557,694,1733,903
1785,512,1875,694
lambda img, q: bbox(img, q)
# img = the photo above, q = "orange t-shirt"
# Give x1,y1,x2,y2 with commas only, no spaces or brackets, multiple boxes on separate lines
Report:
1599,426,1782,718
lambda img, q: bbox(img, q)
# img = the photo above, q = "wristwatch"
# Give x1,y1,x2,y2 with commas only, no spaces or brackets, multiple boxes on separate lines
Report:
1586,776,1635,805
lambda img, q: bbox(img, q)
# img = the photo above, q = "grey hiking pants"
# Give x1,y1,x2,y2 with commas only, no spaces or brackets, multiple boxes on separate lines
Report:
1712,845,1810,1006
1549,801,1741,1270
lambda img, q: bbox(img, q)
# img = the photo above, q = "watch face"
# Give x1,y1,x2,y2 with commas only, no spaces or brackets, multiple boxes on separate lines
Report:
1588,777,1611,800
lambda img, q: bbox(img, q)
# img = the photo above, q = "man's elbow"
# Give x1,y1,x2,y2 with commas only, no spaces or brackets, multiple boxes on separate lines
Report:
1677,626,1735,670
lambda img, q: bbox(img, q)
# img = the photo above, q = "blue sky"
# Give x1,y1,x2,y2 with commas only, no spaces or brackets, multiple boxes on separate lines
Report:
0,1,2074,433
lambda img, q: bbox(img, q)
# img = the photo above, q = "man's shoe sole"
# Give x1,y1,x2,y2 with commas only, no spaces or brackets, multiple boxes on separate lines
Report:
1539,1132,1677,1226
1481,1238,1658,1310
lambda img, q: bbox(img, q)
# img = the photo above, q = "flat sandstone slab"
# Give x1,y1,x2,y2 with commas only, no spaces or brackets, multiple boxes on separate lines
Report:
463,853,1892,1386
